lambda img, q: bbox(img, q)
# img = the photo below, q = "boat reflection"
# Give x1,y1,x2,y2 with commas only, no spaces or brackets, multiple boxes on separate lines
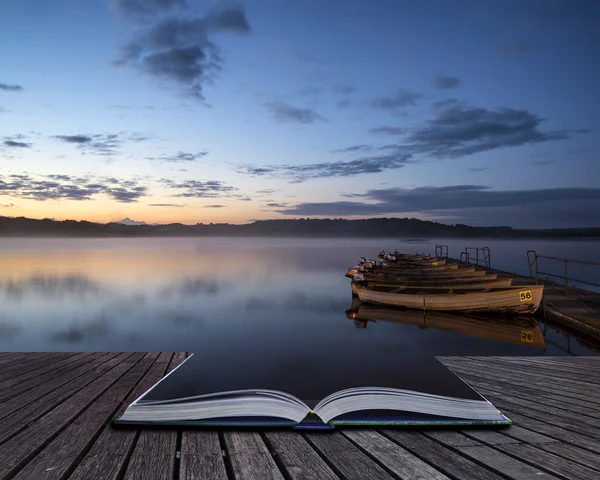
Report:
345,303,546,350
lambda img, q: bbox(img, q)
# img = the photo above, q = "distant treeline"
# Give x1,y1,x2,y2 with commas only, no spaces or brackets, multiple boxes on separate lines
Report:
1,216,599,238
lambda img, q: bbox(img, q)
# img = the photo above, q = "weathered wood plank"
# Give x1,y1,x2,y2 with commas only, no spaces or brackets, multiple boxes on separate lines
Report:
0,353,61,378
124,430,178,480
263,431,338,480
180,432,228,480
447,370,600,413
494,425,558,445
497,410,600,454
123,353,180,480
444,357,600,395
471,357,600,386
0,352,97,402
498,443,600,479
457,445,561,480
535,442,600,472
381,430,505,480
225,431,285,480
0,353,119,445
344,429,450,480
441,360,600,407
0,352,136,479
0,352,51,367
0,352,122,421
455,429,520,446
0,353,75,383
69,353,171,480
12,353,152,480
306,431,395,480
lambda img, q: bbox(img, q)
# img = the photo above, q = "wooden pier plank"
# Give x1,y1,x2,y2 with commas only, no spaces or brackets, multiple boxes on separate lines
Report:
263,431,339,480
11,353,151,480
224,431,285,480
344,429,450,480
0,353,119,446
0,352,136,479
180,432,228,480
0,355,599,480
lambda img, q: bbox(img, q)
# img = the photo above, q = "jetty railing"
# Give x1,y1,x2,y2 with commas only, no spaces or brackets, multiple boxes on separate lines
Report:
461,247,491,269
527,250,600,295
435,244,448,258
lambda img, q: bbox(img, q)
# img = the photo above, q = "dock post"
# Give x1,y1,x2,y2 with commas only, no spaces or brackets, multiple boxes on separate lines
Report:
564,259,569,296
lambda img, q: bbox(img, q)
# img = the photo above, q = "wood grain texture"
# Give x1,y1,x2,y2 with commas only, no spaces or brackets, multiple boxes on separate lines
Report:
264,431,339,480
382,430,505,480
344,429,450,480
0,352,136,479
305,431,393,480
180,432,228,480
225,431,285,480
498,443,600,479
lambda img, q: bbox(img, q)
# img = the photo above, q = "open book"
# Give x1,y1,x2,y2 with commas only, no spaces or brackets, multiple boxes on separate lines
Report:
115,354,510,428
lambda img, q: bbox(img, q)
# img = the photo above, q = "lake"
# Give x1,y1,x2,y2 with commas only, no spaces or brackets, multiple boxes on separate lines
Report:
0,237,599,356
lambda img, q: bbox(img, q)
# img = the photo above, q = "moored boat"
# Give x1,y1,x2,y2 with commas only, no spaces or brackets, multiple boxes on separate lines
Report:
354,284,544,314
350,277,512,296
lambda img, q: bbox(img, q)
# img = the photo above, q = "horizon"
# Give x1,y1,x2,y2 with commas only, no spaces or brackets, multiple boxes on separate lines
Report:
1,0,599,229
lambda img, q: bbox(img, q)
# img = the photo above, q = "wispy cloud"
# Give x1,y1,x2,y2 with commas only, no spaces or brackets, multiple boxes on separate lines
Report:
237,152,411,182
112,4,251,100
333,85,356,95
332,145,373,153
0,82,23,92
0,173,148,202
369,126,403,135
204,204,225,208
52,132,147,156
265,101,325,124
432,75,460,90
4,140,32,148
370,89,422,111
149,203,186,207
150,151,208,163
161,179,236,198
468,167,490,172
532,159,555,167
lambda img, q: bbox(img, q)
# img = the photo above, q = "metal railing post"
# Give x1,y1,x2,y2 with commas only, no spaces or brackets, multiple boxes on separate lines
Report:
535,255,539,284
564,259,569,296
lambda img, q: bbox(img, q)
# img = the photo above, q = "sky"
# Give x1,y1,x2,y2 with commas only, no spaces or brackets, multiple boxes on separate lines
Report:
0,0,599,229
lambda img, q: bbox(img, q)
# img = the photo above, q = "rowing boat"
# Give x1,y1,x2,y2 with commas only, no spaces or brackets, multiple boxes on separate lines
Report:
350,277,512,295
354,284,544,314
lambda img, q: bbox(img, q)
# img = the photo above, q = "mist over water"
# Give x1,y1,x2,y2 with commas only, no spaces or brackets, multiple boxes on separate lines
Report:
0,237,598,355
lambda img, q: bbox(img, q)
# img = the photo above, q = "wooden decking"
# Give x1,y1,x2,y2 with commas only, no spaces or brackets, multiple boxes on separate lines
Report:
1,353,600,479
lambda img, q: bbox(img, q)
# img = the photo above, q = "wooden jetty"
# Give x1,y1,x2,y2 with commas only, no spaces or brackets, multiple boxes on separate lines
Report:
1,352,600,479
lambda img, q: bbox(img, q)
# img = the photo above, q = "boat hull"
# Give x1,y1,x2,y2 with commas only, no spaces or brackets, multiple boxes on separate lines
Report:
351,277,512,296
355,285,544,315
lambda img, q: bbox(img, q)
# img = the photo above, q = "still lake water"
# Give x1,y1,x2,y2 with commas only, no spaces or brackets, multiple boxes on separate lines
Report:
0,237,599,356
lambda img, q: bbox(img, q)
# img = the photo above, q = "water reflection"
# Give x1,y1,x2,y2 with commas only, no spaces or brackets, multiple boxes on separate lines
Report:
346,303,547,351
0,237,597,354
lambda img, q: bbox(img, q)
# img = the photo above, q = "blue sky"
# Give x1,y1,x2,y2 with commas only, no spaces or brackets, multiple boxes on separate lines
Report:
0,0,599,228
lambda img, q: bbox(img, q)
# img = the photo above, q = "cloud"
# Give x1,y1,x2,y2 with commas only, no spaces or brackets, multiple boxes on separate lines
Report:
277,185,600,227
4,140,32,148
152,150,208,162
332,145,373,153
112,0,187,18
161,179,236,198
256,189,278,195
0,82,23,92
264,202,287,208
112,6,251,100
52,132,147,156
0,173,147,203
402,102,580,158
237,152,412,182
505,39,533,53
149,203,185,207
468,167,490,172
433,75,460,90
265,102,325,124
369,126,403,135
204,204,225,208
370,89,422,111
